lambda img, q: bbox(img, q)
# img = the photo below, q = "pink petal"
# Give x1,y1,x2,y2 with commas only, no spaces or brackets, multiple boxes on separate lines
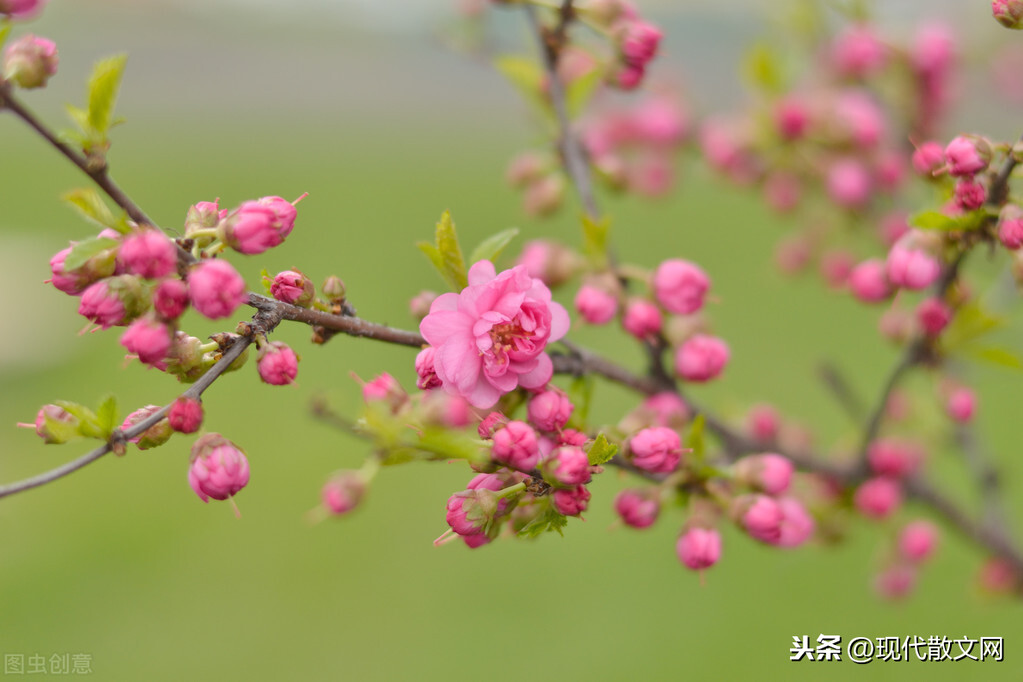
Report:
517,353,553,389
420,310,469,346
548,301,570,342
467,260,497,285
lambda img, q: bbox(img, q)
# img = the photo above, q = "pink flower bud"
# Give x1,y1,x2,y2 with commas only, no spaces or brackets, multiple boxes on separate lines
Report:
994,0,1023,29
763,172,802,213
854,477,902,519
167,397,203,434
117,229,177,279
954,178,986,211
826,158,872,209
622,298,663,340
874,151,905,193
2,34,57,89
614,488,660,528
322,472,366,516
879,306,914,343
153,278,189,320
677,527,722,571
848,259,892,303
523,175,565,217
477,411,508,439
946,386,976,423
944,135,991,177
774,235,812,275
257,341,299,386
120,318,172,367
188,259,247,320
552,484,591,516
628,426,682,473
360,372,407,411
184,200,227,235
737,494,784,544
219,201,290,255
414,347,442,390
819,250,855,289
875,564,917,600
505,151,547,188
0,0,45,19
542,446,592,487
321,275,346,303
492,420,540,471
574,284,618,324
911,23,956,79
409,290,438,320
653,259,710,315
867,438,924,478
618,19,662,65
632,97,689,146
998,209,1023,250
644,392,689,428
835,92,885,148
746,404,780,443
898,520,939,562
48,243,117,296
831,24,886,78
610,60,645,90
775,497,815,548
188,433,250,502
675,334,729,383
912,141,945,176
734,453,794,496
527,389,573,433
916,297,952,336
886,243,940,291
121,405,173,450
774,97,810,141
165,332,208,383
18,404,78,444
270,270,315,307
78,279,129,329
445,488,497,537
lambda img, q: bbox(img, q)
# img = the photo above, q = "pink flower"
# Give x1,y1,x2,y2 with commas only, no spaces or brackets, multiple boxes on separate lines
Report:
775,497,815,548
322,472,366,516
916,297,952,336
477,411,508,439
867,438,924,478
574,284,618,324
734,453,794,496
0,0,46,19
912,141,945,176
835,92,885,148
653,259,710,315
831,25,886,78
946,387,976,423
542,446,591,487
629,426,682,473
168,398,203,434
48,243,116,296
875,564,917,600
611,61,645,90
117,229,177,279
854,477,902,519
120,318,172,367
622,298,663,340
675,334,729,382
632,98,689,146
998,212,1023,249
826,158,872,209
954,178,986,211
153,278,189,320
78,280,128,329
188,433,250,502
614,488,660,528
445,489,496,537
848,259,892,303
269,270,314,307
492,420,540,471
819,250,855,289
257,341,299,385
552,484,591,516
944,136,991,177
994,0,1023,29
774,97,810,140
527,389,573,433
17,404,78,444
419,261,569,409
219,198,296,255
120,405,173,450
618,20,662,65
746,404,780,443
677,527,722,570
415,347,442,390
739,494,784,543
2,34,57,89
898,520,939,562
188,259,247,319
886,243,941,291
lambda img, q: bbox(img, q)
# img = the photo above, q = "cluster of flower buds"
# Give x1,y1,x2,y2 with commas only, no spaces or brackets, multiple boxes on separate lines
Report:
874,520,940,600
581,0,662,90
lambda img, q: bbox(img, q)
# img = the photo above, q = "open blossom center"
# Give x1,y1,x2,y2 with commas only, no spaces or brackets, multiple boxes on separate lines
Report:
485,322,531,366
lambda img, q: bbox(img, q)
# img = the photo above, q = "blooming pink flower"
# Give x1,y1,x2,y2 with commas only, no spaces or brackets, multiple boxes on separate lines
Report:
886,243,941,291
492,420,540,471
168,397,203,434
574,284,618,324
120,318,172,367
2,34,57,89
117,229,177,279
322,472,366,516
653,259,709,315
188,433,250,502
898,520,939,562
675,334,729,382
734,453,794,496
916,297,952,336
270,270,314,307
629,426,682,473
542,446,591,487
419,261,569,409
677,527,722,570
622,298,663,340
552,484,591,516
854,477,902,519
188,259,247,320
614,488,660,528
911,141,945,176
527,389,573,433
946,387,976,423
848,259,892,303
153,278,189,320
257,341,299,386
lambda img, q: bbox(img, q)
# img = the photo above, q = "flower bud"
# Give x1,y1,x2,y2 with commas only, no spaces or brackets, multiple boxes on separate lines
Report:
614,488,660,528
360,372,406,410
944,135,992,177
2,34,57,89
997,206,1023,250
120,318,172,367
414,347,442,390
854,477,902,519
165,332,207,383
121,405,173,450
574,283,618,324
994,0,1023,29
552,484,591,516
945,386,976,423
188,259,247,320
477,411,508,440
609,60,645,91
734,453,794,495
184,200,227,240
847,259,892,303
219,202,287,255
826,158,872,209
746,403,780,444
408,290,437,320
18,404,79,444
677,527,722,570
322,471,366,516
874,564,917,601
117,229,177,280
898,520,939,562
541,446,592,487
515,240,577,287
48,242,118,296
78,276,147,329
618,19,662,66
152,278,189,320
911,141,945,177
886,242,940,291
774,97,810,141
445,488,498,537
188,433,250,502
674,334,729,382
492,420,540,471
734,494,784,544
523,175,565,217
831,24,886,78
506,151,547,188
622,298,663,340
916,297,952,337
527,389,573,433
867,438,924,478
270,270,315,307
257,341,299,386
167,397,203,434
954,178,986,211
775,497,815,548
628,426,682,474
321,275,346,303
653,259,710,315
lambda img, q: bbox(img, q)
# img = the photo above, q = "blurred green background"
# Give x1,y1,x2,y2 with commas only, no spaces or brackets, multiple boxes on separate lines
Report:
1,1,1020,680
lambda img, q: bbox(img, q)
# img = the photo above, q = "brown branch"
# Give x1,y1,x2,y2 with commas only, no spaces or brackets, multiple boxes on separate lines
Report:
247,294,425,347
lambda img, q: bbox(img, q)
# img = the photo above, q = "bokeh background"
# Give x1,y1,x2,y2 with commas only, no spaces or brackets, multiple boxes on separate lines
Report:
1,1,1021,680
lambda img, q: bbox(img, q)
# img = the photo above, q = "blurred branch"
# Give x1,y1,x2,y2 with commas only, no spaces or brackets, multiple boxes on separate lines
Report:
817,361,867,424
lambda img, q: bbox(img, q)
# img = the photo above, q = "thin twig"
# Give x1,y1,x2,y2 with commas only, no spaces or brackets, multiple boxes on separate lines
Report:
816,362,867,424
247,294,425,347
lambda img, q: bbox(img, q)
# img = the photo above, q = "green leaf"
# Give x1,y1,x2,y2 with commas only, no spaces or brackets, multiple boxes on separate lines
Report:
63,236,119,271
62,188,119,230
685,414,706,460
54,400,100,438
943,302,1006,350
493,55,546,113
42,413,82,445
95,395,119,439
965,346,1023,370
417,211,467,291
743,43,784,94
65,104,90,134
565,67,603,118
909,210,987,232
416,427,488,465
516,505,568,538
260,268,273,296
87,54,128,135
0,23,12,51
581,214,611,268
586,432,618,466
469,228,519,265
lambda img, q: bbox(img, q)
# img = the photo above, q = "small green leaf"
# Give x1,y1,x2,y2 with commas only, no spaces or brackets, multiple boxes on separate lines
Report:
516,506,568,538
909,210,987,232
565,67,603,118
95,395,119,439
943,302,1006,350
581,214,611,268
743,43,784,94
685,414,706,460
469,228,519,265
0,23,12,51
42,413,82,445
62,188,119,230
416,427,488,465
87,54,127,135
54,400,100,438
586,432,618,466
63,236,119,271
965,346,1023,370
493,55,547,113
260,268,273,295
418,211,467,291
65,104,90,134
